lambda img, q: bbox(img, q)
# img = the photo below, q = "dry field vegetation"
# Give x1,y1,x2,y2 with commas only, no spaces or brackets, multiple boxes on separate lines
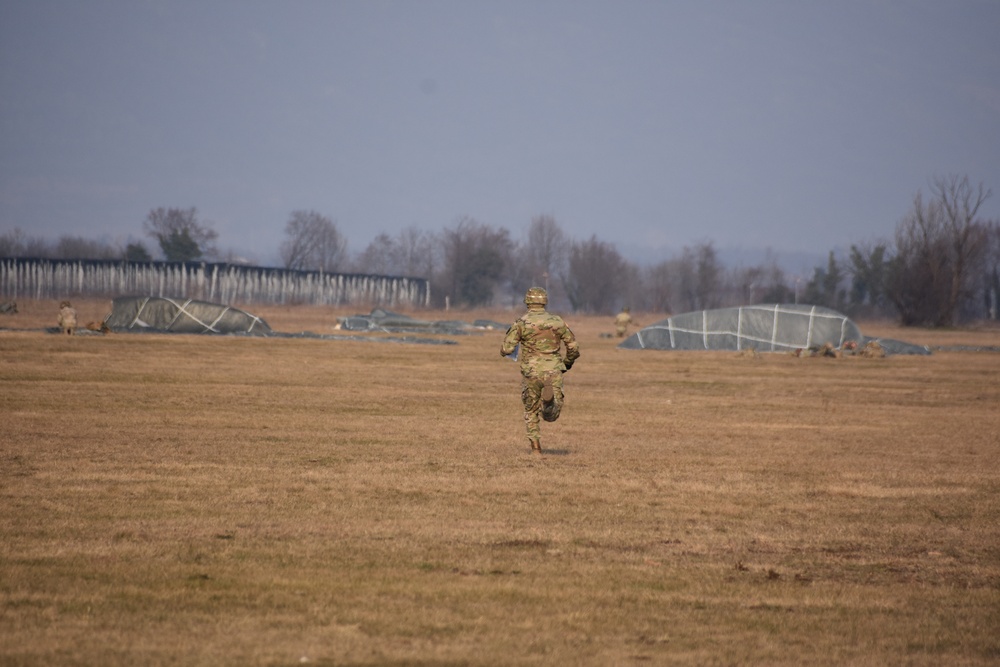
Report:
2,298,999,666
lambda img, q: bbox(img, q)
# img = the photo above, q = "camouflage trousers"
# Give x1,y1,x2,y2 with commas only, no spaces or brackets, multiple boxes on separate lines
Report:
521,370,564,442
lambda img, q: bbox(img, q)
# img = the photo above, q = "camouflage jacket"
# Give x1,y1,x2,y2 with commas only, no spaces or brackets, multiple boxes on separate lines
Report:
501,307,580,376
58,306,77,328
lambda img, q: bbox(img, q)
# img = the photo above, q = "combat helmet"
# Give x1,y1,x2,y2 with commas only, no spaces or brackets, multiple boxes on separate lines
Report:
524,286,548,306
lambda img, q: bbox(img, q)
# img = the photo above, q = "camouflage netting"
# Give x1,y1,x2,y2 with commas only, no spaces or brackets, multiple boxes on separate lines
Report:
104,296,271,335
619,304,930,356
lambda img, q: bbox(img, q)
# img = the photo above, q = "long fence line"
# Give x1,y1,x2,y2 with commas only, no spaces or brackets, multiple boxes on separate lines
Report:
0,258,431,308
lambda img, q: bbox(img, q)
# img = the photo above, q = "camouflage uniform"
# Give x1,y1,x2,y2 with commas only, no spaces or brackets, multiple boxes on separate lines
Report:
58,301,77,335
500,287,580,452
614,308,632,337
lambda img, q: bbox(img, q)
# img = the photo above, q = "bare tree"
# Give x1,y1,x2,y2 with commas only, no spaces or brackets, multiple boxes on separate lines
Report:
0,228,28,257
355,232,395,275
0,228,53,258
563,235,629,313
644,260,675,314
732,264,767,305
617,260,645,313
671,242,722,312
23,236,51,258
355,226,437,277
526,215,568,286
506,215,571,308
756,263,793,304
279,210,347,272
936,175,992,323
734,250,791,305
438,217,512,307
144,207,218,262
55,236,119,260
981,221,1000,320
694,243,722,309
886,176,992,325
396,226,438,278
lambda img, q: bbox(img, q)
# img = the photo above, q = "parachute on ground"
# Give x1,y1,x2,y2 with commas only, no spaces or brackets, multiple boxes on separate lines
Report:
337,308,506,335
618,304,930,356
104,296,271,335
99,297,458,345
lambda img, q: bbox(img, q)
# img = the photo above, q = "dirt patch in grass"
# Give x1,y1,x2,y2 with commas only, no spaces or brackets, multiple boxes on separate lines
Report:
2,300,999,665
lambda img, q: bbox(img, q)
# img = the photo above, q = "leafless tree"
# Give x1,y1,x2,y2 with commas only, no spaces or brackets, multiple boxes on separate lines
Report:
396,227,439,279
886,176,992,325
438,216,512,307
644,242,745,314
936,175,992,322
355,232,395,275
144,207,218,262
279,210,347,272
563,235,629,313
885,193,942,325
507,215,570,307
0,228,28,257
617,260,645,313
644,260,676,314
0,228,53,258
729,250,790,305
983,222,1000,319
355,226,438,277
23,237,51,258
670,242,722,312
55,236,119,260
526,215,568,285
720,260,795,306
732,264,767,306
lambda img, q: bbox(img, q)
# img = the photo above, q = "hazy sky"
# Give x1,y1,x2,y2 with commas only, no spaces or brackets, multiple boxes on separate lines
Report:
2,0,998,270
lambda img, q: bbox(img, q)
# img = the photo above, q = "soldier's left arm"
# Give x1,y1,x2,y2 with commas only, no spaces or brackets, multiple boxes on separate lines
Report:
560,321,581,367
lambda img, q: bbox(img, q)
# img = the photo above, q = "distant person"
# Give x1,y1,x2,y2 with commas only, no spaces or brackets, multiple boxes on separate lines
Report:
614,306,633,338
57,300,77,335
500,287,580,454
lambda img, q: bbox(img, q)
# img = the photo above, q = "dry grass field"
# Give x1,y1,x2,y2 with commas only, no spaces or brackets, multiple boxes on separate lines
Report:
2,299,999,666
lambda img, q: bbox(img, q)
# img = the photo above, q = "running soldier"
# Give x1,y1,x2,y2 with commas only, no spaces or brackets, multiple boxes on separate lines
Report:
500,287,580,453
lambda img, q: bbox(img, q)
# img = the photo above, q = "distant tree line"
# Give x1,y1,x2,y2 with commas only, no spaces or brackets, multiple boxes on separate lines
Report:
2,174,997,324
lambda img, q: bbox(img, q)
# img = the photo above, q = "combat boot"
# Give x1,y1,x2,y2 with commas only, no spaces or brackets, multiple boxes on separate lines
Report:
529,437,542,453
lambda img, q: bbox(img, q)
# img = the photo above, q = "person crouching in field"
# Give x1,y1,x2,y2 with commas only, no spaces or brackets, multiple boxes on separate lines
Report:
58,300,77,335
501,287,580,454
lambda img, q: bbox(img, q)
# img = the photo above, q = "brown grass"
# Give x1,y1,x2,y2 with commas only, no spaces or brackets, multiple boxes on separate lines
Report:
2,299,999,665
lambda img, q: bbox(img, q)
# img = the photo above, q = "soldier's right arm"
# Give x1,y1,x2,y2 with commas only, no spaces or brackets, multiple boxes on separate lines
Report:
500,320,522,357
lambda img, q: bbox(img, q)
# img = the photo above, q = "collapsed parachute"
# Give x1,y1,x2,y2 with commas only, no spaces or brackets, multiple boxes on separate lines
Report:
104,296,271,335
99,297,457,345
619,304,930,356
337,308,505,335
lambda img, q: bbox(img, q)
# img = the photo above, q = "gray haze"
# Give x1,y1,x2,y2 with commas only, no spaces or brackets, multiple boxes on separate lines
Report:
2,0,998,271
